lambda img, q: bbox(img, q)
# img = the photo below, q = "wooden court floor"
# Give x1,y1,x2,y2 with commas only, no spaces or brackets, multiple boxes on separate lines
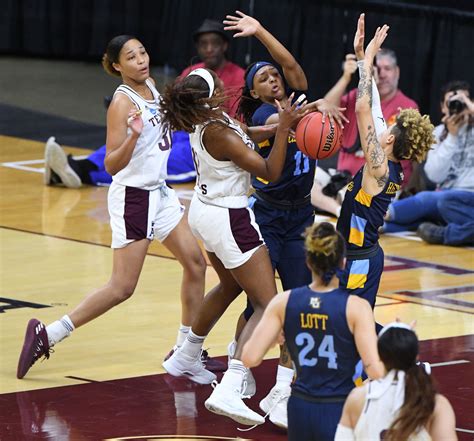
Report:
1,135,473,440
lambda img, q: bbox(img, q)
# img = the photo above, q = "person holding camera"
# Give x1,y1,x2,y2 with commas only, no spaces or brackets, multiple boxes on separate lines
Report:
324,49,418,188
382,80,474,246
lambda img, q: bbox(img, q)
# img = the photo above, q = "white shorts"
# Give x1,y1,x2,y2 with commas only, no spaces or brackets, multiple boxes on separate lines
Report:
188,195,264,269
108,182,185,249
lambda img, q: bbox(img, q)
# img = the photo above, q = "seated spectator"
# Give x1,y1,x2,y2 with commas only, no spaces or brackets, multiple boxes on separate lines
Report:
324,50,418,188
382,80,474,246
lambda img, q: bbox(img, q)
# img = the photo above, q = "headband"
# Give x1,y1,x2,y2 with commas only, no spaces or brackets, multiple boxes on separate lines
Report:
245,61,273,90
378,321,413,338
187,68,215,98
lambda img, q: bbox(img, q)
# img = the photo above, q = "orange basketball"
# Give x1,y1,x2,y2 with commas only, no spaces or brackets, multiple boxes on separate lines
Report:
295,112,343,160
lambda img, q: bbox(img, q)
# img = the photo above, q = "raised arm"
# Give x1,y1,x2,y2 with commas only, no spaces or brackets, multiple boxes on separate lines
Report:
241,292,289,367
204,95,306,182
224,11,307,91
354,14,391,189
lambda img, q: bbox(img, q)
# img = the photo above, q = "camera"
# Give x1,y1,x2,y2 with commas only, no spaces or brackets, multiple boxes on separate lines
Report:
448,96,466,115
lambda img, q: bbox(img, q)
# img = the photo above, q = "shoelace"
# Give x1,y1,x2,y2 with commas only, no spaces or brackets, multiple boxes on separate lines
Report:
32,342,52,366
237,388,290,432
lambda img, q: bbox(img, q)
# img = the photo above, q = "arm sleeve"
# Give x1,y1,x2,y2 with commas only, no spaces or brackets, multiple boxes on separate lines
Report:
335,424,356,441
424,132,457,184
371,79,387,137
356,61,386,137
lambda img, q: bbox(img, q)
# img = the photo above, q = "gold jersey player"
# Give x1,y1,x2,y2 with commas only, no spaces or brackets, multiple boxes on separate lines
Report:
336,15,434,317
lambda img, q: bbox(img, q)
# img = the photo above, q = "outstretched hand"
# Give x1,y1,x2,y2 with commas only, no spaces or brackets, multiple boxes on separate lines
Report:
302,98,348,128
275,93,309,131
223,10,260,38
354,13,365,60
365,24,390,60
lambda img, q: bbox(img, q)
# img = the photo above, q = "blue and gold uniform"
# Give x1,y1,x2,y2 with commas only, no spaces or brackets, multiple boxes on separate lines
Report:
284,285,359,441
337,161,403,307
250,99,316,289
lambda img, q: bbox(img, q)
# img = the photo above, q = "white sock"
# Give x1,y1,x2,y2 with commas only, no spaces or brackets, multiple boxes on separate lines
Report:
276,365,294,387
176,324,191,347
180,330,205,359
220,359,246,390
46,315,75,346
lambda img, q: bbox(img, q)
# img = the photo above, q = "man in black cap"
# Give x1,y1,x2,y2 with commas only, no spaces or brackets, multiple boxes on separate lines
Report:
180,18,244,116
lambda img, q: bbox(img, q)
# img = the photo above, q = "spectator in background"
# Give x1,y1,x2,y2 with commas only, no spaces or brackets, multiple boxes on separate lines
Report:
180,18,245,116
44,19,245,189
325,49,418,187
382,80,474,246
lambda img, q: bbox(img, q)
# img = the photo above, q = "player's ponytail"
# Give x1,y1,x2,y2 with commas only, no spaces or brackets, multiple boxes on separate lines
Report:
304,222,345,285
237,63,263,125
102,35,136,77
378,327,437,441
160,71,226,133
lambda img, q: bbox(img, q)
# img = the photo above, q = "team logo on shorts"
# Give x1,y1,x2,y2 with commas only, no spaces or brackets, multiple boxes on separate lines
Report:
309,297,321,309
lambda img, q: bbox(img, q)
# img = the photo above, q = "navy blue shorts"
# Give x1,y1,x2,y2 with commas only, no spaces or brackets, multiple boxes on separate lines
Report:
288,394,344,441
243,197,314,319
338,246,384,309
250,196,314,289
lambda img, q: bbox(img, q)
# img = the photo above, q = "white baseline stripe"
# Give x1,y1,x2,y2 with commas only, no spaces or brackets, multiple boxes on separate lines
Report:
456,428,474,434
431,359,470,368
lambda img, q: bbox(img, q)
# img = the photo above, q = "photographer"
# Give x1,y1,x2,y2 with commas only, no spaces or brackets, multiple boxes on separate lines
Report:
382,80,474,246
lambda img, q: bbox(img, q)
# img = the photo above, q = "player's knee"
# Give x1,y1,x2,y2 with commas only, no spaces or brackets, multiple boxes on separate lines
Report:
182,251,207,280
436,193,452,212
111,282,137,303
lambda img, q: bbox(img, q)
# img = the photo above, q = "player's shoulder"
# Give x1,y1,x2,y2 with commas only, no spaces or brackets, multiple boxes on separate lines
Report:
252,102,277,125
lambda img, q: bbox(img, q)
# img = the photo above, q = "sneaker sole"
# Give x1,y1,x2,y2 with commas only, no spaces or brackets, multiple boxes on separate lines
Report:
43,137,54,185
269,415,288,429
162,360,216,385
204,399,264,426
46,141,82,188
17,319,41,379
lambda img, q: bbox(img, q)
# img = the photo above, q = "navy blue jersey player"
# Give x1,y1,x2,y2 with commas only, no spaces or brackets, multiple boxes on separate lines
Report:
241,222,384,441
224,10,348,428
337,15,434,311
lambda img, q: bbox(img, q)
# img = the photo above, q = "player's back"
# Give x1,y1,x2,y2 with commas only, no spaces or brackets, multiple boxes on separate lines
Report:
355,374,431,440
284,285,359,398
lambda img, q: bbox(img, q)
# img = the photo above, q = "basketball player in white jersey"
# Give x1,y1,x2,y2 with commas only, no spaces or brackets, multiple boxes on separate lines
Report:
335,322,457,441
160,68,308,425
17,35,209,379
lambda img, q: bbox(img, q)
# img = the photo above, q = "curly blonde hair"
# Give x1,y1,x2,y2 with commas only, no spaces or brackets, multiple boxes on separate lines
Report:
391,108,435,163
304,222,346,285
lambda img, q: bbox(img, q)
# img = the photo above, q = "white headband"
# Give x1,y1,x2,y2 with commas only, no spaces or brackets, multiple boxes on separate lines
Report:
187,68,215,98
378,321,413,338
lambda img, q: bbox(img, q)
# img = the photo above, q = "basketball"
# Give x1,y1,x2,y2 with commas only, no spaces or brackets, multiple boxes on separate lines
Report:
295,112,343,160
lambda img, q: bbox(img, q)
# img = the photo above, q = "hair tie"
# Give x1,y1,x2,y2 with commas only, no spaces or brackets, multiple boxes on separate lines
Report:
322,268,336,284
187,68,215,98
245,61,273,90
378,321,413,338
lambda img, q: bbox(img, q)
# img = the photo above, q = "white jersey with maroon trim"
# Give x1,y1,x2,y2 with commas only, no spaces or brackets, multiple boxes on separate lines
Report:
112,78,171,190
189,112,254,209
354,372,431,441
